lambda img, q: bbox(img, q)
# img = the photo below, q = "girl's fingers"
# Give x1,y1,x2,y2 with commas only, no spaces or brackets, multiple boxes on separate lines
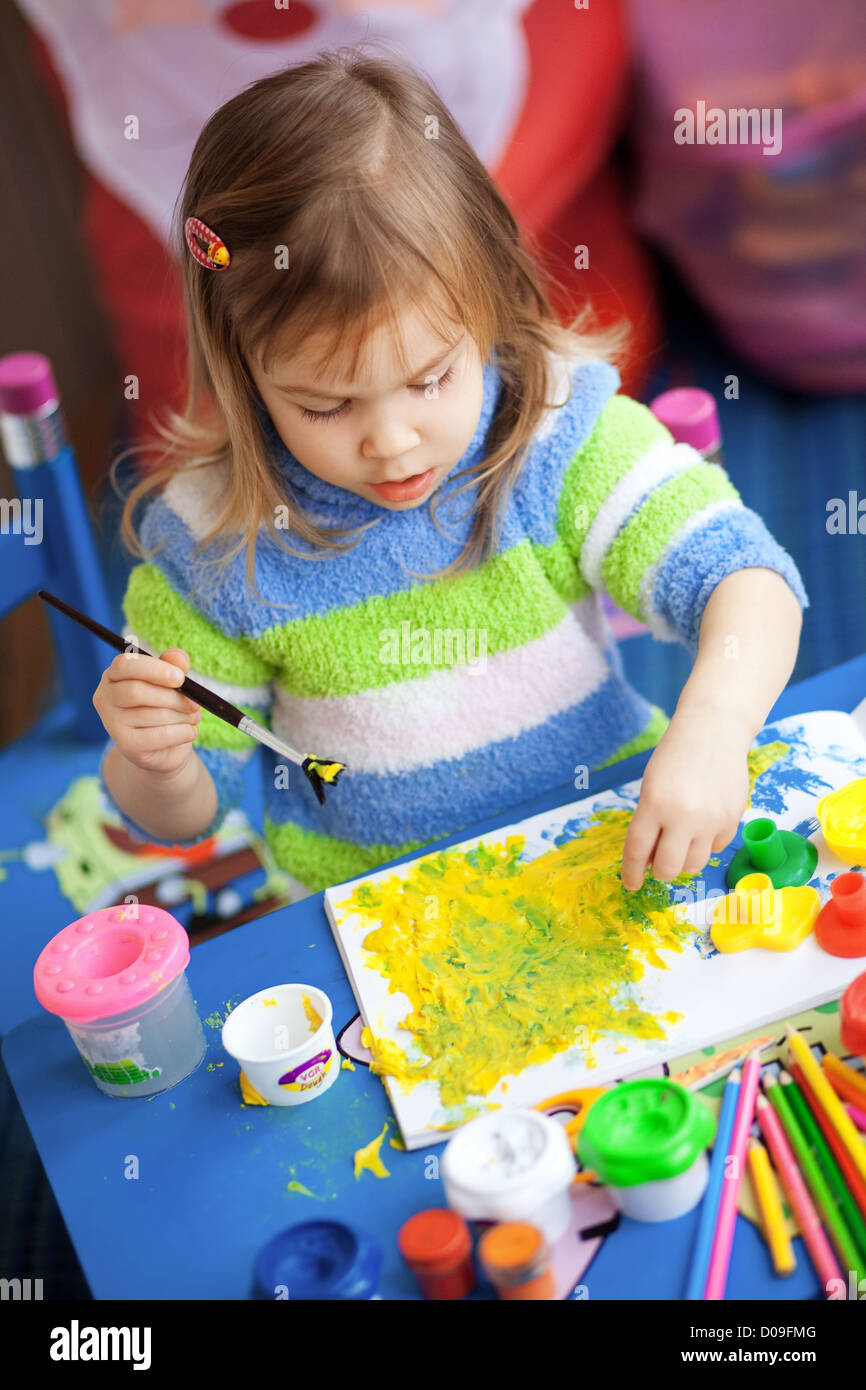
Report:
127,722,200,753
681,836,713,882
110,679,199,715
621,811,661,891
650,826,693,884
107,651,187,690
128,707,202,730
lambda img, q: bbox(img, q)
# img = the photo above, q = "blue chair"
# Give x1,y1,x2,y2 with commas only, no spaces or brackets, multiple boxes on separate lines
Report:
0,352,113,741
0,352,117,1035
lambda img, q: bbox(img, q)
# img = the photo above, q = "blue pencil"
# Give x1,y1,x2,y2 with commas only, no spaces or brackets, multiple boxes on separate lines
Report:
684,1067,741,1300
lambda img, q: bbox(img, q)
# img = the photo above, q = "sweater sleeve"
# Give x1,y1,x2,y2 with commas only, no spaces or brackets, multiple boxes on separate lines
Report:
98,498,275,848
555,392,809,653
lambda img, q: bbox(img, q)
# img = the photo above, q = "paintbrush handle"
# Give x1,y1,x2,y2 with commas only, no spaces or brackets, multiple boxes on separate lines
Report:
38,587,245,728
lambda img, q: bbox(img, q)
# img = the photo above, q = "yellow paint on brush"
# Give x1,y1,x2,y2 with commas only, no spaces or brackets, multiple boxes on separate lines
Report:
310,759,344,784
302,993,323,1032
747,742,790,806
346,808,693,1108
353,1120,391,1180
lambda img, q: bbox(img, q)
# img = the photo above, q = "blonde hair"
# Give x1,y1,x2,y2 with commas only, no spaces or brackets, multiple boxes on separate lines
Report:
118,44,629,589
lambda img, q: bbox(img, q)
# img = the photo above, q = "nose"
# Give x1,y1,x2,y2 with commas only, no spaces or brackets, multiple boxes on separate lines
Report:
360,406,420,466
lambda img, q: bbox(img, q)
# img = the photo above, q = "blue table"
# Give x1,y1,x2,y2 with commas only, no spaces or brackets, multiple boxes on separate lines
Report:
4,652,865,1300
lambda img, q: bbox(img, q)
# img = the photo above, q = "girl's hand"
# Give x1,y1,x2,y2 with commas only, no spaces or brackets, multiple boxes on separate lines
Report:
93,646,202,776
620,707,751,891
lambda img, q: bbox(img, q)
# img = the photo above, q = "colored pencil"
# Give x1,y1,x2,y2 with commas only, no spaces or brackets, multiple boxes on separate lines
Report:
747,1138,796,1276
780,1072,866,1265
791,1062,866,1222
787,1026,866,1186
37,588,347,804
824,1053,866,1104
848,1103,866,1133
756,1095,842,1295
822,1061,866,1111
763,1072,865,1281
704,1049,763,1300
684,1066,741,1300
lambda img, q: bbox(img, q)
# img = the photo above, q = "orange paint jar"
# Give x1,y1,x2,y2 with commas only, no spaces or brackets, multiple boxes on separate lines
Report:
478,1222,556,1300
398,1209,475,1300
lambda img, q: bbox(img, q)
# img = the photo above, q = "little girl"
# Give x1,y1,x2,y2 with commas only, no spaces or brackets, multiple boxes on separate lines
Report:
95,47,808,901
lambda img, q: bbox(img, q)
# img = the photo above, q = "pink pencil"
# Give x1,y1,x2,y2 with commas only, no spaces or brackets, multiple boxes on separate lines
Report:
756,1094,842,1296
848,1102,866,1133
703,1049,762,1299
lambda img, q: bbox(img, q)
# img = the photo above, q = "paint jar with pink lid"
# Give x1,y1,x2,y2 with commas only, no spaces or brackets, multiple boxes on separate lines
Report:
33,904,205,1097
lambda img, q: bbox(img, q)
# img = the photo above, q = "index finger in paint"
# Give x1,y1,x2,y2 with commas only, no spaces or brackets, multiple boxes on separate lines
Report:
620,808,660,890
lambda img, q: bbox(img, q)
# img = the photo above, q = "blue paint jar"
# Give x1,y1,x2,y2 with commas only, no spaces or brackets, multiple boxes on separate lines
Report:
251,1220,382,1300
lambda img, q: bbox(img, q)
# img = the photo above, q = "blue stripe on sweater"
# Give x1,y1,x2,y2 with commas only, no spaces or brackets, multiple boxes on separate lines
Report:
650,505,810,654
262,670,655,846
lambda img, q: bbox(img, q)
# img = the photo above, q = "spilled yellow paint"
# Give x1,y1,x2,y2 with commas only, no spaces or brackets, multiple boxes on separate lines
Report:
353,1120,391,1180
287,1179,315,1197
341,1057,355,1071
746,742,789,806
302,993,323,1033
346,808,693,1107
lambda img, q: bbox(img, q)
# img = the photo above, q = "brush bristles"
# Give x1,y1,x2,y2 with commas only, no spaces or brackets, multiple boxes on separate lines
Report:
302,756,347,804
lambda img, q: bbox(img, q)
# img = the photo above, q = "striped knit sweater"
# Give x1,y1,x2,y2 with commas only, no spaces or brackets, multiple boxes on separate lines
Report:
101,355,808,893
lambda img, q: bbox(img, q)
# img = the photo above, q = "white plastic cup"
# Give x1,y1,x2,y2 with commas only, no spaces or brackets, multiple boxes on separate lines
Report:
607,1151,710,1222
221,983,338,1106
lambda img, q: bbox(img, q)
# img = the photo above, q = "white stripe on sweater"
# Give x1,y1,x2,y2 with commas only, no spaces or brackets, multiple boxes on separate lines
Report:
638,499,746,642
163,458,232,544
579,439,702,591
271,601,609,775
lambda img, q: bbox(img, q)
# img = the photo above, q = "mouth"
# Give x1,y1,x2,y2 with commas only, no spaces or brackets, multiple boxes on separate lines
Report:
367,468,435,502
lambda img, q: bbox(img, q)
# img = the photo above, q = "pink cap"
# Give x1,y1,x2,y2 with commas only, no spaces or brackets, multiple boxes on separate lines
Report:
649,388,721,454
0,352,59,416
34,904,191,1022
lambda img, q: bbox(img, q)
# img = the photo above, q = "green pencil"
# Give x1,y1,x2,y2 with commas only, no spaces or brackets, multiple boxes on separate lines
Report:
780,1071,866,1268
763,1073,866,1284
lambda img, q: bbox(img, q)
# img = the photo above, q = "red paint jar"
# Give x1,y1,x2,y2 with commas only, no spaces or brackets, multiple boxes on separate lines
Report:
398,1209,475,1300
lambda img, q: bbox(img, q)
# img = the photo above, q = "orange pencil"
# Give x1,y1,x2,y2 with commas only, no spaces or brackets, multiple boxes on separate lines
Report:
823,1053,866,1104
790,1062,866,1222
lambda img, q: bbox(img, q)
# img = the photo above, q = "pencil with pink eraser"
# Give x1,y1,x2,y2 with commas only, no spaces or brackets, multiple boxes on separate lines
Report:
704,1048,763,1300
755,1094,842,1296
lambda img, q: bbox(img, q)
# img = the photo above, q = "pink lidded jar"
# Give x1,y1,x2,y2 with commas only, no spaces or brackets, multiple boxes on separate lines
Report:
34,904,206,1097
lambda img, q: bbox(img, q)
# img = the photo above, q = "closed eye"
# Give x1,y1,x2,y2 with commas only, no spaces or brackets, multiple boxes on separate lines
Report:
299,365,457,423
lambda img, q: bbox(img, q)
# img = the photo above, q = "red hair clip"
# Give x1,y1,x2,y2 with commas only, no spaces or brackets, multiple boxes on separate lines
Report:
184,216,230,270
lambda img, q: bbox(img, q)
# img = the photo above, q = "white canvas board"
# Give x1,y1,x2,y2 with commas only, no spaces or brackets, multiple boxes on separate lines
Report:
325,709,866,1149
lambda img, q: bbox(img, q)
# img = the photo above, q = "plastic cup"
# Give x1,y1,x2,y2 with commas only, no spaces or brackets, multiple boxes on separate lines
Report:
33,904,205,1098
221,983,338,1106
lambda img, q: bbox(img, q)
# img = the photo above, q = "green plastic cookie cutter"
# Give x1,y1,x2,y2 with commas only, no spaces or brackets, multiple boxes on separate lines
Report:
577,1079,715,1187
727,816,817,890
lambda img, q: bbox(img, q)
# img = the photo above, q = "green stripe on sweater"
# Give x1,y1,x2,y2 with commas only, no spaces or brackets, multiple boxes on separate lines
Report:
603,466,740,620
250,540,575,698
124,564,274,686
556,394,668,558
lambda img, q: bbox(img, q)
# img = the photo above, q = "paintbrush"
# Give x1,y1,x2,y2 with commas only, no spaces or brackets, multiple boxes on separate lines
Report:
38,589,347,804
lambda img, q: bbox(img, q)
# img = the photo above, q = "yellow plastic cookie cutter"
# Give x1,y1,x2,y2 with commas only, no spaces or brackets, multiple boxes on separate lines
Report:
710,872,820,953
816,778,866,866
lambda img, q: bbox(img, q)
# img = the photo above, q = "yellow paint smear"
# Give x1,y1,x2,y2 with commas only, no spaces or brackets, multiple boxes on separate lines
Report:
746,742,789,806
353,1120,391,1180
287,1180,315,1197
346,808,692,1108
341,1057,355,1071
302,993,323,1033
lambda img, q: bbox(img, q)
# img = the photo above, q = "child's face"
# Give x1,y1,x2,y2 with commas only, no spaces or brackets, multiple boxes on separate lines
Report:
250,304,485,509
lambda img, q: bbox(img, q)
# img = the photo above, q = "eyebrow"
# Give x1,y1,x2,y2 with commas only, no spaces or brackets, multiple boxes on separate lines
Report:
273,336,464,401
